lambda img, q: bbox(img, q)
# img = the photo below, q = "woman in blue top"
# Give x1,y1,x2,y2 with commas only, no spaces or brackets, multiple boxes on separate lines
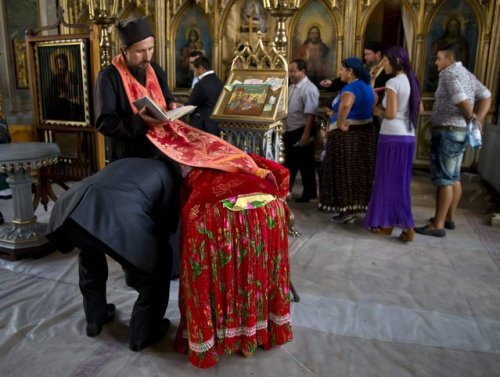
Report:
319,57,376,223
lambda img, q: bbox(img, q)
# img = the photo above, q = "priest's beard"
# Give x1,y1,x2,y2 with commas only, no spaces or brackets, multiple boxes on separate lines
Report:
128,65,147,85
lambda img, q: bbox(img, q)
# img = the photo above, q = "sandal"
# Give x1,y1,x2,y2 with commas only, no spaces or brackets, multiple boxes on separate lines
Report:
241,350,253,358
369,227,393,236
399,229,415,242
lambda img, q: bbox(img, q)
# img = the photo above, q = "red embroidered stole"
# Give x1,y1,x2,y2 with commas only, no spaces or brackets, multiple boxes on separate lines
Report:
113,54,273,183
147,120,272,181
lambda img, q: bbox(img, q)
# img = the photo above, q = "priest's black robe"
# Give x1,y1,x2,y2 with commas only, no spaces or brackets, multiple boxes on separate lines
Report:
94,62,175,161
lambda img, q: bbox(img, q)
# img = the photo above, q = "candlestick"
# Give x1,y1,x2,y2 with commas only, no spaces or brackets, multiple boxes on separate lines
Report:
88,0,119,69
88,0,95,18
263,0,301,56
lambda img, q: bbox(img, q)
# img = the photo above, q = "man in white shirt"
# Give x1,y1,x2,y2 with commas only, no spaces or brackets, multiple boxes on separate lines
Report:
285,58,320,202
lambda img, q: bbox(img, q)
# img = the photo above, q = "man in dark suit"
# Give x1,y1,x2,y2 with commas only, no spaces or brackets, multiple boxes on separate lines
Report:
46,158,181,352
187,50,205,92
185,56,224,135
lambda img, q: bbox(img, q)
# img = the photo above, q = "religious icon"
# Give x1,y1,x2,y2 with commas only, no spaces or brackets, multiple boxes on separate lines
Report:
175,6,211,88
291,0,336,89
240,0,268,33
293,25,330,87
35,40,89,125
423,1,478,92
224,84,269,116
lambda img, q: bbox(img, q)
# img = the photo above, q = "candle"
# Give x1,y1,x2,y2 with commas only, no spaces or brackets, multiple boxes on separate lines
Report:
112,0,119,15
248,19,254,46
88,0,95,18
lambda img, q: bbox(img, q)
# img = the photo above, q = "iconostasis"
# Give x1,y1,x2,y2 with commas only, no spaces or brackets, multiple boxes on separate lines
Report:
55,0,500,168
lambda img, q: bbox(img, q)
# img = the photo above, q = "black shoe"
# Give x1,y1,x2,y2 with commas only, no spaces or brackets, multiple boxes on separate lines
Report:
86,303,116,337
331,213,355,224
86,323,103,337
429,217,455,230
415,225,446,238
0,211,3,225
129,318,171,352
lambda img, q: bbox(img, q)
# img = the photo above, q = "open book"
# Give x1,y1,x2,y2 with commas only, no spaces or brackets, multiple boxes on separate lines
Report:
133,96,196,121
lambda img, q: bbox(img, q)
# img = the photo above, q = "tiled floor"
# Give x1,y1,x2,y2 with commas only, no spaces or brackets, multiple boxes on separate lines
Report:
0,171,499,377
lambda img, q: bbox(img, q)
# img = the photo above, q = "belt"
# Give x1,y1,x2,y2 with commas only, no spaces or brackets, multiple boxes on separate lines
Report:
328,118,372,132
433,125,467,133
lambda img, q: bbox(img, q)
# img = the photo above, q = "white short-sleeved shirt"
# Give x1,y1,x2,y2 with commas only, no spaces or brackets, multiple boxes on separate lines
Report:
380,73,415,136
286,76,319,132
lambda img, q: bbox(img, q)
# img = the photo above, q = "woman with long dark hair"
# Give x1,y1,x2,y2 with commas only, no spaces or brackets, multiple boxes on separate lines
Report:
364,45,421,241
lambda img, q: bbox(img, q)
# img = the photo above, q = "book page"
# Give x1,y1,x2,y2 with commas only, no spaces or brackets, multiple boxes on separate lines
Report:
134,96,196,121
165,105,197,120
133,96,169,120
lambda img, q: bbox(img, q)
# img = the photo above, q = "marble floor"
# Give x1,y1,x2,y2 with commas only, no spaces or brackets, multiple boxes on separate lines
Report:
1,171,500,377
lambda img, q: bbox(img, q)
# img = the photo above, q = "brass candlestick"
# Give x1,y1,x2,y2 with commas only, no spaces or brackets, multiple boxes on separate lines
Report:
263,0,301,56
88,0,120,70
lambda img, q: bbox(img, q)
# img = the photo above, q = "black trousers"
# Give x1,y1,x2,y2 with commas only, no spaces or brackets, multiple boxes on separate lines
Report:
283,127,317,199
64,220,171,344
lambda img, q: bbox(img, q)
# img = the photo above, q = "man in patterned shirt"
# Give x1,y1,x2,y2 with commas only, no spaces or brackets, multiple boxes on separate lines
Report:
416,44,491,237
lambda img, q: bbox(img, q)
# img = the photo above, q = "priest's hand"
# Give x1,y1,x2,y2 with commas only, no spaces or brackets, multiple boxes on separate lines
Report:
320,79,332,88
168,102,183,110
138,107,164,127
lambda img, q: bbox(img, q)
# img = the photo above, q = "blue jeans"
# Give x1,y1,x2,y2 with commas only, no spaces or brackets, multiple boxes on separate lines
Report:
430,129,467,186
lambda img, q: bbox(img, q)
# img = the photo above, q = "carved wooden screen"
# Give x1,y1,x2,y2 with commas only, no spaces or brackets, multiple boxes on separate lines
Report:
26,33,104,183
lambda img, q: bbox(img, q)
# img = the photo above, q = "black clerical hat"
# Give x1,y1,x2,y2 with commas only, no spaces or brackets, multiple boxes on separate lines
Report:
364,40,383,53
116,17,154,47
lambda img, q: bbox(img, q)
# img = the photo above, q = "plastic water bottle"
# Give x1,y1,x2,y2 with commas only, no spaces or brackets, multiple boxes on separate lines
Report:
467,120,482,149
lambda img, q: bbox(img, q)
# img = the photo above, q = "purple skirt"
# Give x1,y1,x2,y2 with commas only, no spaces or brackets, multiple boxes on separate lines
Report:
363,134,415,229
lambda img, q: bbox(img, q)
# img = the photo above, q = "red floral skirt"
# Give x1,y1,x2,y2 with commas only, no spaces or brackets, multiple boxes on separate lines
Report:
173,198,293,368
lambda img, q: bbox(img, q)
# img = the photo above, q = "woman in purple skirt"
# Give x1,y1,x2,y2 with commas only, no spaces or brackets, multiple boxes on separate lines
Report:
364,46,421,242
